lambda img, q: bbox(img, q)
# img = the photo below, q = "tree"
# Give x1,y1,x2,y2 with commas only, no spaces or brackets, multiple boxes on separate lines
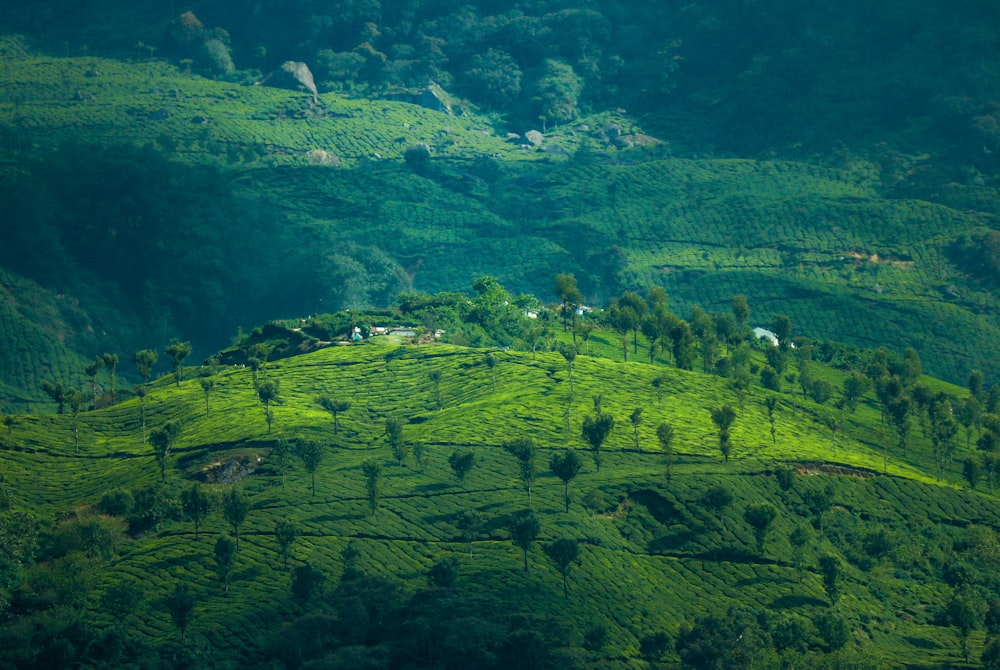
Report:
949,590,985,662
651,374,667,408
700,485,733,528
317,396,350,435
429,369,443,409
629,408,643,451
101,578,144,631
743,503,777,554
222,488,250,553
582,412,614,471
163,582,195,641
964,456,983,489
656,422,676,482
544,537,580,598
149,421,180,482
256,379,280,434
296,438,324,496
40,379,68,414
101,352,119,400
731,295,750,332
272,436,292,488
386,417,408,466
710,405,737,462
449,450,476,486
291,563,325,604
362,458,383,516
428,556,460,588
819,554,840,604
275,520,299,571
164,339,192,386
770,314,792,350
508,509,540,572
131,349,157,387
485,353,498,391
789,525,811,581
66,387,86,452
676,607,771,670
84,357,103,405
181,482,211,539
455,509,484,557
560,344,577,395
765,396,778,445
214,535,237,592
503,437,537,500
639,631,672,667
549,450,582,512
528,58,583,127
555,274,583,335
199,378,214,416
842,372,872,413
132,349,157,442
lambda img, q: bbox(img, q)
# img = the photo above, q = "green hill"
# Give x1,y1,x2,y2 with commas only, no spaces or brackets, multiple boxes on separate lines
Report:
2,335,999,667
2,43,1000,408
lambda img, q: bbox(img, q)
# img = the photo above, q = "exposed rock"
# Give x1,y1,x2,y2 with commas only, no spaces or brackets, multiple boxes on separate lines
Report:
305,149,340,166
525,130,544,146
384,82,456,115
259,61,319,102
616,133,663,148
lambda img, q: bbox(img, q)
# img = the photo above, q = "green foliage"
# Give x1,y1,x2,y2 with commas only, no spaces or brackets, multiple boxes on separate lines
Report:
448,450,475,486
503,437,536,500
362,458,383,516
508,509,540,573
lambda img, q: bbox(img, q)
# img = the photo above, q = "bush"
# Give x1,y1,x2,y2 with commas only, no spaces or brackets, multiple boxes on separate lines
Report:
98,489,133,517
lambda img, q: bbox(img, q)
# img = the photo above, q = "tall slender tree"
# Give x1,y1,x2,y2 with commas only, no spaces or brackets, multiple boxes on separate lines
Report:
317,396,351,434
508,509,540,572
582,411,614,471
85,357,103,405
544,537,580,598
549,450,582,512
164,339,192,386
199,378,215,417
275,520,299,571
132,349,158,443
386,417,408,466
181,482,211,539
256,379,280,434
222,488,250,553
164,582,195,641
629,408,643,451
363,458,383,516
214,535,237,592
710,405,737,462
101,353,119,400
149,421,180,482
296,438,324,496
554,273,583,337
449,450,476,486
503,437,537,501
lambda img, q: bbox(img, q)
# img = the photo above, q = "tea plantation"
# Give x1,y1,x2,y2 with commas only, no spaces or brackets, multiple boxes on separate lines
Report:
3,330,1000,668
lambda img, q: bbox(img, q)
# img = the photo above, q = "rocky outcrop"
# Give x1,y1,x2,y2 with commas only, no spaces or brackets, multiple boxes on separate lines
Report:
259,61,319,102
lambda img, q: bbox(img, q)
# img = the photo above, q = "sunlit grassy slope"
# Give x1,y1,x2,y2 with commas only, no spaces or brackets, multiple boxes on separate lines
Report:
2,339,996,666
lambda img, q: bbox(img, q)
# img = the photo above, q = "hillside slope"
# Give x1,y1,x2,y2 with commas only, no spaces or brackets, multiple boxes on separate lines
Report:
1,340,998,667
